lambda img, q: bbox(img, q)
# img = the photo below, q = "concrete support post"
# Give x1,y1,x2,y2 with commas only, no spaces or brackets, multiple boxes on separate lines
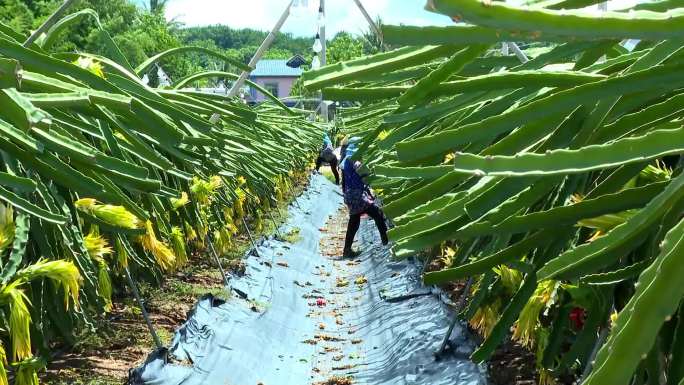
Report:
228,0,294,97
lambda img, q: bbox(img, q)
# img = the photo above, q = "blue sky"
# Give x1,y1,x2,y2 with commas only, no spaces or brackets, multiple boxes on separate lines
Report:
135,0,637,37
152,0,454,37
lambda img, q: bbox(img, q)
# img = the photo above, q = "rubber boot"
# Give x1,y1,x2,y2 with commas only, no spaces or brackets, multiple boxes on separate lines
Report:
380,230,389,246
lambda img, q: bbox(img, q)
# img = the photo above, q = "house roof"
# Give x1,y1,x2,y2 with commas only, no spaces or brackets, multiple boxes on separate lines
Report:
286,54,308,68
251,59,303,77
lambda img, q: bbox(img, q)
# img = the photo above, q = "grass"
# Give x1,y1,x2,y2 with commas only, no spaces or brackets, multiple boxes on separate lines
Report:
45,376,122,385
220,205,290,260
156,328,175,346
158,279,230,303
320,167,339,185
277,227,302,243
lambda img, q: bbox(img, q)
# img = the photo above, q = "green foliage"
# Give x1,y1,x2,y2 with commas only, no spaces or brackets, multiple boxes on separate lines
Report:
148,0,168,13
175,26,317,80
304,2,684,384
0,1,377,93
178,25,312,56
0,0,192,79
359,16,385,55
0,0,34,34
327,32,364,64
0,7,321,384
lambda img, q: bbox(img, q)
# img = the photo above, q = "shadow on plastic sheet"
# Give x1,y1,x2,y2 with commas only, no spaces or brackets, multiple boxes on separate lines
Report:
127,174,488,385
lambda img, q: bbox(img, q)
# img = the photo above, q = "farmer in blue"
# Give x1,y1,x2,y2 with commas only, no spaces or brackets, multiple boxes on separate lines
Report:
315,133,340,185
339,137,388,257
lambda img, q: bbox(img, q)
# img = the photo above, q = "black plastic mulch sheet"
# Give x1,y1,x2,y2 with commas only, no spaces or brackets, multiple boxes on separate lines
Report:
128,175,487,385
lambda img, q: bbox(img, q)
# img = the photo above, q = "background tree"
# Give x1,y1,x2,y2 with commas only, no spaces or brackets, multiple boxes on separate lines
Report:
0,0,34,34
0,0,373,89
327,32,364,63
360,16,385,54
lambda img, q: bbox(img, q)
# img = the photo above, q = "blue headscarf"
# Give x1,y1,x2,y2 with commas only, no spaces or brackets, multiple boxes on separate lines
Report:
323,133,332,147
340,137,360,170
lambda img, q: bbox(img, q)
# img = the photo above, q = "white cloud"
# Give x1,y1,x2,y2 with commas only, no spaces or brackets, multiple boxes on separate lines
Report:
165,0,282,30
322,0,390,37
163,0,642,38
163,0,445,37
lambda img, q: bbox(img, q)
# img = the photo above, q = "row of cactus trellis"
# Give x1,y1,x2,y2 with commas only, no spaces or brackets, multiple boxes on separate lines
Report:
0,6,321,384
303,1,684,384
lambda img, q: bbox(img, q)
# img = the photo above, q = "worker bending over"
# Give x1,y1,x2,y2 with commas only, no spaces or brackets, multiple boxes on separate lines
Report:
315,133,340,185
340,137,388,257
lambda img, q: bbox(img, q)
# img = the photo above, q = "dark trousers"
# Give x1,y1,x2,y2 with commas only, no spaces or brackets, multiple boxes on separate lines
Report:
315,156,339,185
344,204,388,251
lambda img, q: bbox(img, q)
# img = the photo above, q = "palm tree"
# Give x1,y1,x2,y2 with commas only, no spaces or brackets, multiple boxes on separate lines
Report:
361,16,385,54
149,0,168,13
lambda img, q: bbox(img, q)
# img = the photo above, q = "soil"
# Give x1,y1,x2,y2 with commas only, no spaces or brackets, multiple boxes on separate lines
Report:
422,246,541,385
487,339,539,385
314,376,353,385
42,303,159,385
41,260,229,385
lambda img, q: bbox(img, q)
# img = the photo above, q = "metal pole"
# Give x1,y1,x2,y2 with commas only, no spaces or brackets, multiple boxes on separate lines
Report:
319,0,327,68
580,327,609,382
351,0,384,49
241,216,261,258
579,303,614,383
206,236,230,285
497,0,528,64
24,0,79,47
241,189,283,239
267,209,283,239
228,0,294,97
507,42,529,63
124,267,163,350
597,1,609,63
318,0,328,122
437,277,474,356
